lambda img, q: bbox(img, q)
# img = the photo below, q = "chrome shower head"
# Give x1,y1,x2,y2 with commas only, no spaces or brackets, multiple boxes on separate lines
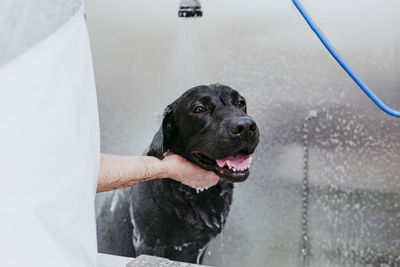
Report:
178,0,202,18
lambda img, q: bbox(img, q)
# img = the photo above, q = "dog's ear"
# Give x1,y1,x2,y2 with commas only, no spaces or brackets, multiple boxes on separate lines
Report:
147,104,175,159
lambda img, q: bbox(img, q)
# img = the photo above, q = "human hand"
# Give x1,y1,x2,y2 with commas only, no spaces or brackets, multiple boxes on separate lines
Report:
160,152,220,189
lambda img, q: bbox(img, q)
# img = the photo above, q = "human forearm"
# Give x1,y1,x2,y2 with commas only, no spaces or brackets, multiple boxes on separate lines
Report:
97,153,167,192
97,152,220,193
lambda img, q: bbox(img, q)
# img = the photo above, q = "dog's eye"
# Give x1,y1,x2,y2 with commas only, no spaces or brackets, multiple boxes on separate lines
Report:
193,106,207,113
238,100,246,108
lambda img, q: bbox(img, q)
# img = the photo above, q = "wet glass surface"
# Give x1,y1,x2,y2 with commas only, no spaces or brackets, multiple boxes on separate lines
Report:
86,0,400,266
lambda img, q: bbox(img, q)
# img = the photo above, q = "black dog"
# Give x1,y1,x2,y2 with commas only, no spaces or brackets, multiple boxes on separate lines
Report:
97,84,259,264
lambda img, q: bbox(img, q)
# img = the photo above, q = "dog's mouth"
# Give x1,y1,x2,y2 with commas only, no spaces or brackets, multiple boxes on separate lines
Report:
191,152,252,182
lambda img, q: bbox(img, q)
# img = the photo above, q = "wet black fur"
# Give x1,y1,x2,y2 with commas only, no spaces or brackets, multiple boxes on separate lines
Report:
96,84,259,264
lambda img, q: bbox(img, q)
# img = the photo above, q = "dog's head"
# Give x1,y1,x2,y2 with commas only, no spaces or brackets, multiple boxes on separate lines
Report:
149,84,259,183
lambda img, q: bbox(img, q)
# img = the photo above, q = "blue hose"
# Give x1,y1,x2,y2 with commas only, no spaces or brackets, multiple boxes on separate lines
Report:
292,0,400,118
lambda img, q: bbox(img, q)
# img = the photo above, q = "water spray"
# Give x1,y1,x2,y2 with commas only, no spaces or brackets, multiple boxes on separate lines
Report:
178,0,203,18
292,0,400,118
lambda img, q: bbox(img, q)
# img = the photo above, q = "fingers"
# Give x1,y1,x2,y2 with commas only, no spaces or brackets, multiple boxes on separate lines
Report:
163,150,172,158
180,165,220,189
161,152,220,189
182,172,220,189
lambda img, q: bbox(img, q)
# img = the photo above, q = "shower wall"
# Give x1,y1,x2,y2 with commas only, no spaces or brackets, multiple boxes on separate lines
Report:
85,0,400,266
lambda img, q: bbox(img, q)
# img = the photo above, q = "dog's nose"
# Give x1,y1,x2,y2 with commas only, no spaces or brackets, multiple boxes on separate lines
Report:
231,118,257,138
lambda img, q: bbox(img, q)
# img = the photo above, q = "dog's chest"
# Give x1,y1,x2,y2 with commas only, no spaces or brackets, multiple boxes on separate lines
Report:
157,180,234,234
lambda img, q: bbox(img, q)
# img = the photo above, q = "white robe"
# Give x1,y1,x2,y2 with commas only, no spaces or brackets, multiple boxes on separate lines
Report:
0,2,99,267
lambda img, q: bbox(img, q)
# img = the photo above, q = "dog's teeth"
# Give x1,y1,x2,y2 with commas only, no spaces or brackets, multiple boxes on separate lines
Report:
227,161,232,170
232,168,236,172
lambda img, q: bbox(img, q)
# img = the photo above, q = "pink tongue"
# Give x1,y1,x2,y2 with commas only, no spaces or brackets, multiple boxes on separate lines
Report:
216,154,251,169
